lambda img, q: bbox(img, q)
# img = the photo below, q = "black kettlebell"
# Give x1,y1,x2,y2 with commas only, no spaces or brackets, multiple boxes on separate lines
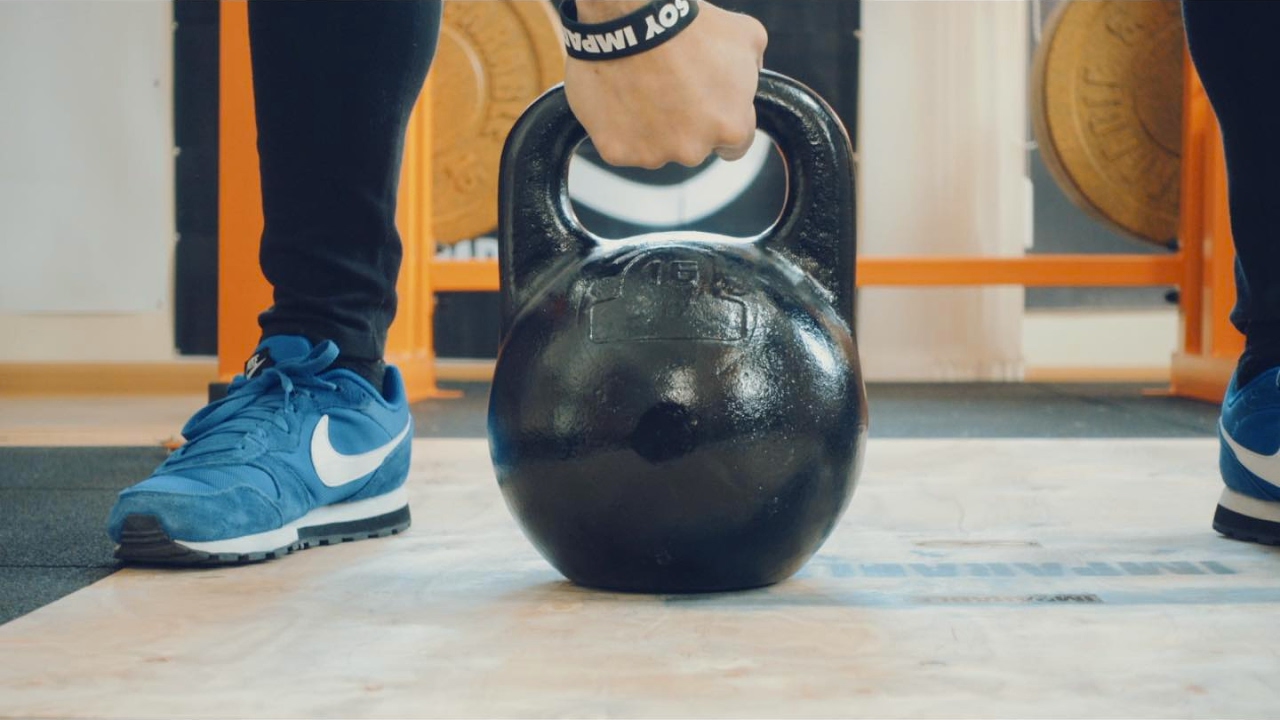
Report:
488,70,867,593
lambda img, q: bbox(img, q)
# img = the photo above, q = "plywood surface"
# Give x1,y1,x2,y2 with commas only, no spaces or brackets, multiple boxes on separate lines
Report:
2,438,1278,718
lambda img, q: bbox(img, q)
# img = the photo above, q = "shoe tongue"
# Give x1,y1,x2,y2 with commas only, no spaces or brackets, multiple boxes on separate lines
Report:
244,335,314,379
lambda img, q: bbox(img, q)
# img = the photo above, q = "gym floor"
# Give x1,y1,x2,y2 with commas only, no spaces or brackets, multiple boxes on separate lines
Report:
5,382,1279,718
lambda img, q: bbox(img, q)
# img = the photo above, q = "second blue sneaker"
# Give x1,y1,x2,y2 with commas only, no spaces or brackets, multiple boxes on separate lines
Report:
1216,367,1280,545
108,336,413,564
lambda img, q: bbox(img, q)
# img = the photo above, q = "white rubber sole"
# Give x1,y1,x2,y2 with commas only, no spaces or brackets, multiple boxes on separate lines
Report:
1214,487,1280,546
179,485,410,555
1218,487,1280,523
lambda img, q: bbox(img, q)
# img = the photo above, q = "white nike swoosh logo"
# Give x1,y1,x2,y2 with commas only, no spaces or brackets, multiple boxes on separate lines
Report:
1221,419,1280,482
311,415,411,488
245,354,266,378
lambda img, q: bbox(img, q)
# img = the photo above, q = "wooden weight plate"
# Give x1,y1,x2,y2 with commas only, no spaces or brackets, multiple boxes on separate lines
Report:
433,0,565,243
1031,0,1184,247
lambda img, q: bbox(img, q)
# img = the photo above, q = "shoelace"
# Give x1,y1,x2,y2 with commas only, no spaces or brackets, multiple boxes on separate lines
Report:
163,342,342,467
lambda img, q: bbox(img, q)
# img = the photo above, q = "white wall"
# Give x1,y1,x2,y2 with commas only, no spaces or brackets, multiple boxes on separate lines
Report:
857,0,1030,380
1023,309,1178,373
0,1,176,361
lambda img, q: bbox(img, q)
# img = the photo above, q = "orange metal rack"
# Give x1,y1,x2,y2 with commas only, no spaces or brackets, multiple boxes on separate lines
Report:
1168,53,1244,402
218,9,1239,403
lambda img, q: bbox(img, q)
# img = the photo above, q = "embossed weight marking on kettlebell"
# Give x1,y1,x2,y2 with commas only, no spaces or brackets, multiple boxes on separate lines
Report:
586,250,750,344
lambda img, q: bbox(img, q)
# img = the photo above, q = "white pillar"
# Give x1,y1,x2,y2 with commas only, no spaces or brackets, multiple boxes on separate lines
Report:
0,1,176,361
858,0,1030,380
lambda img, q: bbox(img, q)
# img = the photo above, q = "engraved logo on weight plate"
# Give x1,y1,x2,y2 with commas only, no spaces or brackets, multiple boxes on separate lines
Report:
434,1,564,242
1072,0,1183,211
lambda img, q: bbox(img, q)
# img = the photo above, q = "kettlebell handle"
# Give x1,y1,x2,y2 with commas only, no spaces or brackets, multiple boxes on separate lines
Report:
497,70,858,331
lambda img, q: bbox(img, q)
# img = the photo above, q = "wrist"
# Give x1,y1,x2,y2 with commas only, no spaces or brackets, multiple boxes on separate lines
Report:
574,1,650,23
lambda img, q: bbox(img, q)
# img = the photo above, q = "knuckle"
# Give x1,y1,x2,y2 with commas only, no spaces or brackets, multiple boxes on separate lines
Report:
634,153,665,170
719,112,756,148
593,140,631,167
720,122,755,149
617,148,663,170
716,145,747,162
747,17,768,50
592,142,619,165
677,144,712,167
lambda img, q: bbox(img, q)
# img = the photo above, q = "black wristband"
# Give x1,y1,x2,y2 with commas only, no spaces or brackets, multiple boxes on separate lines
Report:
559,0,700,61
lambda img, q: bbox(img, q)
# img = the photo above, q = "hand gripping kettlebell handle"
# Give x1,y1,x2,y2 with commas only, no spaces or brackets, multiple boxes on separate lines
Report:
497,69,858,331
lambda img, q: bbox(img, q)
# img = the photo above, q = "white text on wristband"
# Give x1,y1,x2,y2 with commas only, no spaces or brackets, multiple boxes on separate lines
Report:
560,0,699,61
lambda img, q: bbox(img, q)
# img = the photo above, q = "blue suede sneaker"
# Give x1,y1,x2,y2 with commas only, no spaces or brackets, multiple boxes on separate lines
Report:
108,336,413,564
1216,367,1280,544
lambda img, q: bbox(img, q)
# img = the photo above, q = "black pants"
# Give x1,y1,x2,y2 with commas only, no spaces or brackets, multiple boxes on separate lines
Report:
248,1,1280,376
1186,1,1280,381
249,0,441,364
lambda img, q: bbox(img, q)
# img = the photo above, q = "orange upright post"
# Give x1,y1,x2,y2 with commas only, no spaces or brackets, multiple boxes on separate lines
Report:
217,1,449,400
1169,57,1244,403
389,72,457,399
217,2,269,388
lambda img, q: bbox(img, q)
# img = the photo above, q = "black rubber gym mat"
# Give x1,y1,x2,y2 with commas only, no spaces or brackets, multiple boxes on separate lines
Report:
0,446,168,625
413,382,1220,439
865,382,1219,438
